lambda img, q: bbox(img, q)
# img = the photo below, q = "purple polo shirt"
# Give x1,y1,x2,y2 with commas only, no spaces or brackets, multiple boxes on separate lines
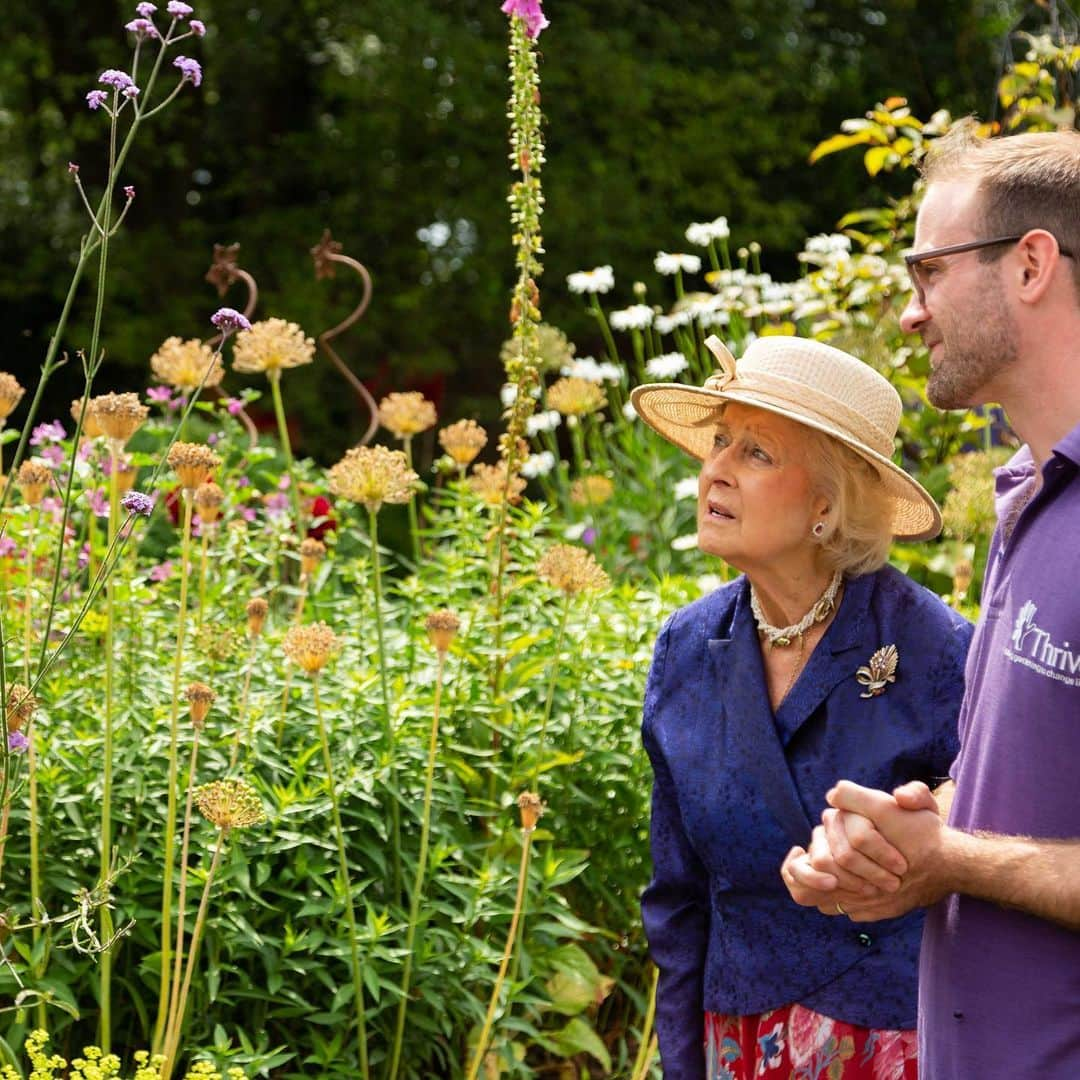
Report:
920,423,1080,1078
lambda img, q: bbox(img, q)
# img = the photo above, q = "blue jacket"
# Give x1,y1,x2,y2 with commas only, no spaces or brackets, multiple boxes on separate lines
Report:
641,566,972,1078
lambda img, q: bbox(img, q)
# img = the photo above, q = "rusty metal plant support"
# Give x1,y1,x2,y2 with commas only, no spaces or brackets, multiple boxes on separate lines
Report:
311,229,379,446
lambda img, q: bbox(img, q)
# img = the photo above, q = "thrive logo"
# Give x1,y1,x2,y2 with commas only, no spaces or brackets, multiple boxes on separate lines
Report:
1006,600,1080,683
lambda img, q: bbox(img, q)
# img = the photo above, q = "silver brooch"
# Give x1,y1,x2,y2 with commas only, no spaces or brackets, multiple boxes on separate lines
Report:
856,644,898,698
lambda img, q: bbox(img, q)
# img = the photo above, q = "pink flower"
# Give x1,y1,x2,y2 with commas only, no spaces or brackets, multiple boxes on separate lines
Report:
500,0,548,38
0,537,16,558
85,488,110,518
225,397,244,416
150,560,174,582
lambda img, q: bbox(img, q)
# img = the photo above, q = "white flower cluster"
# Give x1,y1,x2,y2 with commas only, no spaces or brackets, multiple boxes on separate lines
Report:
645,352,690,379
521,450,557,478
560,357,623,384
609,304,654,331
685,216,730,247
567,265,614,294
526,409,562,436
654,252,702,276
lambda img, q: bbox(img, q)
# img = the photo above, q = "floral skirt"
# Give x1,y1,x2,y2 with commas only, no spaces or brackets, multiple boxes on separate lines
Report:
705,1005,918,1080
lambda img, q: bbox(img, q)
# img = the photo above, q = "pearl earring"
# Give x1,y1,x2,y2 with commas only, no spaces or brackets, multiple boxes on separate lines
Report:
812,521,826,538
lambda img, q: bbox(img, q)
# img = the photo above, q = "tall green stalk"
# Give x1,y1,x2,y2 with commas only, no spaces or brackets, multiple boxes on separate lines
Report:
402,437,421,566
268,372,304,533
532,593,571,787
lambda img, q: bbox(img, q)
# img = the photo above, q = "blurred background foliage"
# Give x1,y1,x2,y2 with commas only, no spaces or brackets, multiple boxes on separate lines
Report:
0,0,1022,461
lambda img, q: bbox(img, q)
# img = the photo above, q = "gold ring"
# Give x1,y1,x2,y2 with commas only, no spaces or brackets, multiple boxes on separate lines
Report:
835,902,847,916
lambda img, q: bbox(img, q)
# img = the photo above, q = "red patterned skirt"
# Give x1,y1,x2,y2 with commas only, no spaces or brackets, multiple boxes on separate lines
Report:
705,1005,917,1080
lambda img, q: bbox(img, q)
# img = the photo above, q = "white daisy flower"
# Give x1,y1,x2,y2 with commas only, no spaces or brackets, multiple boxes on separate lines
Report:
684,216,730,247
609,304,654,331
654,252,702,276
526,409,562,436
674,476,699,500
622,400,638,421
520,450,557,478
560,357,624,384
671,532,699,551
566,265,614,294
646,352,690,379
653,311,693,336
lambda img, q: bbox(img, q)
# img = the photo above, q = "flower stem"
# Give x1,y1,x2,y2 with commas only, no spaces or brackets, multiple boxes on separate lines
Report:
629,965,659,1080
313,678,370,1080
153,492,194,1054
195,528,210,633
532,594,571,787
230,637,259,771
464,824,535,1080
402,437,421,566
388,651,446,1080
268,372,304,535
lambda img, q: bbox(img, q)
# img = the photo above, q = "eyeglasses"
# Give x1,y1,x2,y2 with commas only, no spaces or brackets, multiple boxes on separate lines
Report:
904,234,1075,303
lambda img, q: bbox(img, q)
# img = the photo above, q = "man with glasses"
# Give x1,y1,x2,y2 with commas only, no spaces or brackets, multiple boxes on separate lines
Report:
782,120,1080,1078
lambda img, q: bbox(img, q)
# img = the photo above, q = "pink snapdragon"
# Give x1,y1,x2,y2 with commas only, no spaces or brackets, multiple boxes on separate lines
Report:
500,0,548,39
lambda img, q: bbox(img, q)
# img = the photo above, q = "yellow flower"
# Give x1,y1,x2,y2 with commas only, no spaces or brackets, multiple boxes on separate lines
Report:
192,481,225,524
184,682,216,729
232,318,315,376
468,461,526,506
150,336,225,391
424,609,460,653
167,441,222,492
195,778,266,830
546,377,606,417
438,418,488,467
537,544,610,594
87,392,149,446
282,621,339,674
569,475,614,506
378,392,437,439
327,444,418,514
0,372,25,423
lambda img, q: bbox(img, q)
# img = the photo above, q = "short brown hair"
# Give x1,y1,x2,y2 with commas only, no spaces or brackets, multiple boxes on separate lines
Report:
921,119,1080,297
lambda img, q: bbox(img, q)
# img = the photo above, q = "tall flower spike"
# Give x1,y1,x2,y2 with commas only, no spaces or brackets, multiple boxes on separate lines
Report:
425,609,460,654
0,373,25,423
150,337,225,392
167,441,221,492
246,597,269,637
184,682,215,729
326,445,418,514
16,461,52,506
231,318,315,376
438,419,488,467
195,779,266,830
537,544,610,594
378,392,437,440
282,621,339,674
88,392,149,446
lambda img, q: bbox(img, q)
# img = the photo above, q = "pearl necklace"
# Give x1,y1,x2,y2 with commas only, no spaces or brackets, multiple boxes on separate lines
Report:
750,571,843,647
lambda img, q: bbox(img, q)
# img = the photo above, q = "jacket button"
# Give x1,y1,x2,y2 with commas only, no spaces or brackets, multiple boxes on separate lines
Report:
857,933,873,947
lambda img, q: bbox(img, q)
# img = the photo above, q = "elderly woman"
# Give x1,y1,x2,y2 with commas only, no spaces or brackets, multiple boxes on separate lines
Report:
630,335,972,1079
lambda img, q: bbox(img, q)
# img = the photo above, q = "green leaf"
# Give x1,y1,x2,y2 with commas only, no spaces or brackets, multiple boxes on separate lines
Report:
808,130,875,164
544,1016,612,1072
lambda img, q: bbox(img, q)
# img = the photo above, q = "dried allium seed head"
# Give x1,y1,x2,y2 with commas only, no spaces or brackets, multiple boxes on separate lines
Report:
378,392,437,439
282,621,339,674
72,398,104,439
195,778,266,830
192,481,225,523
167,441,222,491
5,683,37,733
113,460,138,494
150,336,225,391
16,461,52,506
231,318,315,376
299,537,326,576
569,475,614,507
537,544,610,594
438,419,488,467
326,445,418,514
184,681,216,729
425,609,460,653
546,377,606,417
87,392,149,445
517,791,545,832
0,373,25,422
468,461,526,507
246,597,269,637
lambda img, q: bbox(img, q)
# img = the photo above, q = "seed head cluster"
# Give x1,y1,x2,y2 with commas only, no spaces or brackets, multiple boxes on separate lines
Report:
231,318,315,376
150,336,225,391
327,445,418,514
16,461,52,505
192,481,225,523
87,392,149,445
0,372,25,422
438,419,488,467
537,543,610,594
546,376,606,417
246,597,269,637
517,791,545,832
378,392,437,439
569,475,614,506
5,683,37,732
167,441,222,491
184,681,216,729
299,537,326,576
282,621,339,674
468,461,526,507
424,609,461,653
195,778,266,831
72,398,104,439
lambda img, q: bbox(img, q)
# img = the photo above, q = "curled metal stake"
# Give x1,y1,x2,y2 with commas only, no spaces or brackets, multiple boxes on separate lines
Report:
311,229,379,446
203,243,260,450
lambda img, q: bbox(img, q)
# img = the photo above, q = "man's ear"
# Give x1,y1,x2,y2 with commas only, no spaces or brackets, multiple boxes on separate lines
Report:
1015,230,1067,304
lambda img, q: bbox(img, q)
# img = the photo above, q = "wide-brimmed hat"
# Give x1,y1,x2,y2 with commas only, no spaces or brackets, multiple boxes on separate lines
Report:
630,335,941,541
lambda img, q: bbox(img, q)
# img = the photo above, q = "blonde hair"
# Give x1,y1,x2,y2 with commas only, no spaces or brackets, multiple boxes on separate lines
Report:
922,120,1080,297
800,426,894,577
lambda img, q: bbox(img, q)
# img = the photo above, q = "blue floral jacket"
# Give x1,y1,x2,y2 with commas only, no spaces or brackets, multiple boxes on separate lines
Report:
641,566,972,1078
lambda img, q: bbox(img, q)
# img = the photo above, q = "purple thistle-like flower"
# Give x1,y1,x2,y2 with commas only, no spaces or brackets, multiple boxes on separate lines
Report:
99,68,136,91
68,161,80,174
124,185,136,199
210,307,251,334
173,55,203,87
190,19,206,35
136,1,157,14
87,90,109,110
125,17,160,38
122,490,155,517
500,0,548,38
167,0,194,17
8,731,29,753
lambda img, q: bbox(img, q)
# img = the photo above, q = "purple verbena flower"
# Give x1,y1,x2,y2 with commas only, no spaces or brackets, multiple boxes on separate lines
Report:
206,432,219,446
122,490,155,517
99,69,136,91
581,527,597,546
68,161,80,174
500,0,548,38
210,307,251,334
87,90,109,110
173,55,203,87
125,17,160,38
190,19,206,35
30,420,66,446
122,84,141,99
136,1,157,15
124,185,136,199
8,731,29,754
167,1,194,17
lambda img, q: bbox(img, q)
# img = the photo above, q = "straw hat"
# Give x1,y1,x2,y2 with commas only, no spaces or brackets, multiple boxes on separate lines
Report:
630,335,941,541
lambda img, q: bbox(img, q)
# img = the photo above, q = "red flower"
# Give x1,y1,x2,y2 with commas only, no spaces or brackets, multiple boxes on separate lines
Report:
307,495,337,540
